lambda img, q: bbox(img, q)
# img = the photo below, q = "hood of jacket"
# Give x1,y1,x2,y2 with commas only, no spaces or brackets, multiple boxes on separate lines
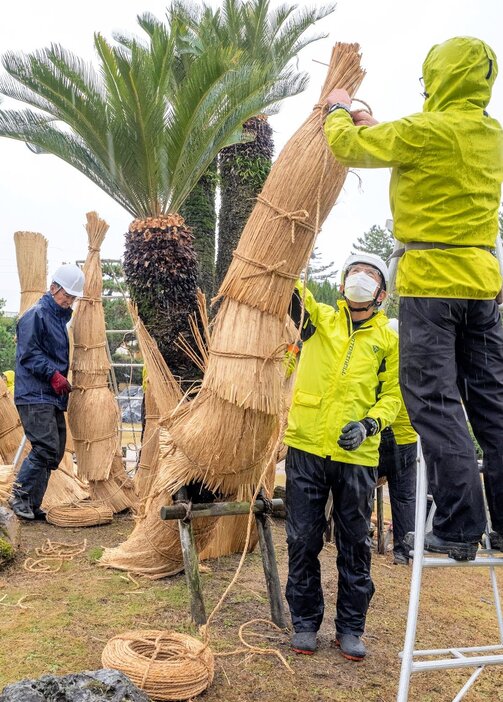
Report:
422,36,498,113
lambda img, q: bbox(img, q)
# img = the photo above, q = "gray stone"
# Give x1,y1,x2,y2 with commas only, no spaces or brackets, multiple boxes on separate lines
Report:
0,669,151,701
0,505,19,568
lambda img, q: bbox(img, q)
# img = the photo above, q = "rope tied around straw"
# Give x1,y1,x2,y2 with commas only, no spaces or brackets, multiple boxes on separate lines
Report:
79,296,102,304
73,342,107,351
73,431,117,450
234,251,298,287
72,383,109,392
256,194,316,244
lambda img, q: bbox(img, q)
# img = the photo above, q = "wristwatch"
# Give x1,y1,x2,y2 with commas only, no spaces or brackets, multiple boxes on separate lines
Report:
327,102,351,115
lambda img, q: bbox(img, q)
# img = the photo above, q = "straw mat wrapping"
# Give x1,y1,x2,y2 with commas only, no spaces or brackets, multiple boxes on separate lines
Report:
14,231,48,316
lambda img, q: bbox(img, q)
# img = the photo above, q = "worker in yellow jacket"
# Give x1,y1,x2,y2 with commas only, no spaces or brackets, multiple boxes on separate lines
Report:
324,37,503,562
284,253,400,661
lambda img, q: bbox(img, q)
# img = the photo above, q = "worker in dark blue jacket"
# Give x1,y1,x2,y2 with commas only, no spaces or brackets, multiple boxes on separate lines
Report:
10,264,85,520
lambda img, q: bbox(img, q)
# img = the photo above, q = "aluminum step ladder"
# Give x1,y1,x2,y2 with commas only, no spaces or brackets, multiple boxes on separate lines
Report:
397,440,503,701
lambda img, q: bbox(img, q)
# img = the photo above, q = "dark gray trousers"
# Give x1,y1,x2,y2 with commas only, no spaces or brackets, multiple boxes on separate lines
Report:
399,297,503,542
285,447,376,636
15,403,66,509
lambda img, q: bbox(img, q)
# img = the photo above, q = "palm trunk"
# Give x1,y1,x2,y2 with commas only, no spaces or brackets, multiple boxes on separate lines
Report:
216,116,273,289
180,160,217,300
123,214,201,386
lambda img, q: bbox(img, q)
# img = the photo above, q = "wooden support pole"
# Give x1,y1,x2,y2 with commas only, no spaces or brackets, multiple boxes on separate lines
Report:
255,512,287,628
160,498,286,521
376,485,385,555
173,488,207,626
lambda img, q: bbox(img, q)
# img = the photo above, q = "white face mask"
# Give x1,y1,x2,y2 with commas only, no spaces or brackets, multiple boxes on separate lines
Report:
344,272,379,303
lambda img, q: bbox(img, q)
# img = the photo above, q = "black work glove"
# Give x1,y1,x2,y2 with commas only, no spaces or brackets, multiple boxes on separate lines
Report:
338,418,379,451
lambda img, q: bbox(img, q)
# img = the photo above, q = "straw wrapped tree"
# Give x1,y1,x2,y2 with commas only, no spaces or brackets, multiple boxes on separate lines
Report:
99,43,366,577
0,11,313,383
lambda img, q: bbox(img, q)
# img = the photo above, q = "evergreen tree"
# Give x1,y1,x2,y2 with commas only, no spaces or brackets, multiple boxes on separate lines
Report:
0,300,16,372
353,224,394,261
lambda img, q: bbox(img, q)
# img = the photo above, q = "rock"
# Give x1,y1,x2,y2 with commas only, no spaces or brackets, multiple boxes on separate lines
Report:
0,505,19,568
0,669,151,701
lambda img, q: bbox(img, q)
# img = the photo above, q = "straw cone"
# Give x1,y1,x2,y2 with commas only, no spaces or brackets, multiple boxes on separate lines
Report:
14,231,48,316
42,453,89,510
0,376,29,464
68,212,119,482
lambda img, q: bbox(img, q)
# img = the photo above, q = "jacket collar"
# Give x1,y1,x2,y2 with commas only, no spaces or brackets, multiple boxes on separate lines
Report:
40,291,73,323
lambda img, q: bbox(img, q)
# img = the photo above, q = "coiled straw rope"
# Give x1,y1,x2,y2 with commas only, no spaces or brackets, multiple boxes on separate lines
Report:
102,631,214,701
46,501,113,528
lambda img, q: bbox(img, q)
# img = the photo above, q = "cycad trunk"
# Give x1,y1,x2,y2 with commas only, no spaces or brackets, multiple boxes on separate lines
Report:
123,215,200,387
216,116,273,289
180,161,217,300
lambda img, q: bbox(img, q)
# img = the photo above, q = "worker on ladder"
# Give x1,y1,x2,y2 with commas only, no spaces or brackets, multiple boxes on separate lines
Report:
324,36,503,562
284,253,400,660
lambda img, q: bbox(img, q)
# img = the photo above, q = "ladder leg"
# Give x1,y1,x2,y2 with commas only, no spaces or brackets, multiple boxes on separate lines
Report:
377,484,385,554
397,440,428,702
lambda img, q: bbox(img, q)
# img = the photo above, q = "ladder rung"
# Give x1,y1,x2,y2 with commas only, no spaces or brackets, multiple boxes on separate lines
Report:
411,653,503,673
408,643,503,657
410,552,503,568
110,363,144,368
106,329,136,334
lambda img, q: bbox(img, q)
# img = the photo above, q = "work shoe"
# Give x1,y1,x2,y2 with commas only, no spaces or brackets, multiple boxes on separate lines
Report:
335,633,366,661
32,507,47,521
9,495,34,520
393,552,409,566
404,531,478,561
487,531,503,550
291,631,317,655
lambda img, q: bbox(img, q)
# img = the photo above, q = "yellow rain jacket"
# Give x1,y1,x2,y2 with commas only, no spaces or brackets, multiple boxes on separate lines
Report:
392,390,417,445
284,286,401,467
324,37,503,299
2,370,15,396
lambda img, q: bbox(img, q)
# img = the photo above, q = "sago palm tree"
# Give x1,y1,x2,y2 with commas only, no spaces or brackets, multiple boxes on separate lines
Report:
168,0,336,290
0,14,306,380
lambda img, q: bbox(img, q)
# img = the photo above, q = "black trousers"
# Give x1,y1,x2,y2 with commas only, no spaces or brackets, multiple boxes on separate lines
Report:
15,403,66,509
378,428,417,559
399,297,503,542
285,447,376,636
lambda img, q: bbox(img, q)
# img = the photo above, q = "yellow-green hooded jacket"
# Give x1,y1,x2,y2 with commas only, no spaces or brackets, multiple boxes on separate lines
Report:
284,286,401,467
324,36,503,299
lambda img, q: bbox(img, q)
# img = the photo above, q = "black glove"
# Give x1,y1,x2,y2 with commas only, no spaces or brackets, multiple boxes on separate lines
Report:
338,418,379,451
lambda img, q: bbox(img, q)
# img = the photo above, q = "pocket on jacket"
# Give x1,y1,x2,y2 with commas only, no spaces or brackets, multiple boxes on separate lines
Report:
295,391,322,409
287,391,323,447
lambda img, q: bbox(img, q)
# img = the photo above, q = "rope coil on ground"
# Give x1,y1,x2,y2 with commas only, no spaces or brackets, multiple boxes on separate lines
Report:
46,501,113,527
101,630,215,701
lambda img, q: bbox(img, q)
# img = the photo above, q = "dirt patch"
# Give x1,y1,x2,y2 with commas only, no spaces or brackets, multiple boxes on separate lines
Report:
1,515,502,701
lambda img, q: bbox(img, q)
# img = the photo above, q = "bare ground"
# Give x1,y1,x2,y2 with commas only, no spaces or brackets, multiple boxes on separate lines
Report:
1,514,503,701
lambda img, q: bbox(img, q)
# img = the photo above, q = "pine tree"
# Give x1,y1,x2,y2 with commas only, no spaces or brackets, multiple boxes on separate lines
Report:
353,224,394,261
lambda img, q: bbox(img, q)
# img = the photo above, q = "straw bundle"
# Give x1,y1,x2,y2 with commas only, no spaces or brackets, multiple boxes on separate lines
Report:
69,378,120,481
201,298,290,414
128,302,183,419
42,453,89,510
88,453,137,514
14,231,48,316
68,212,120,482
100,490,218,578
102,630,214,701
46,501,113,527
200,446,276,561
162,391,276,495
134,382,161,505
0,376,28,464
0,464,14,505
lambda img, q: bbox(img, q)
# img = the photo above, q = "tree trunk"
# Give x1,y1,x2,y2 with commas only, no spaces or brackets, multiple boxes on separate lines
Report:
123,214,201,386
216,116,273,289
180,160,217,300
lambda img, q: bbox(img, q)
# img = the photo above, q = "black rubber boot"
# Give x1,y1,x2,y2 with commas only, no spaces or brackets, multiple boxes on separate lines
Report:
291,631,317,655
9,495,34,520
32,507,47,521
488,532,503,550
336,633,366,661
404,531,478,561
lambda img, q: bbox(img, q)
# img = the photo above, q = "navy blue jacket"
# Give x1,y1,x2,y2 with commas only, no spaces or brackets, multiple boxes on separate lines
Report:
14,292,72,411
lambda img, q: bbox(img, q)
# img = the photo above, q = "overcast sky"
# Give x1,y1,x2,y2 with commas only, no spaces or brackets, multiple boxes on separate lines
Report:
0,0,502,312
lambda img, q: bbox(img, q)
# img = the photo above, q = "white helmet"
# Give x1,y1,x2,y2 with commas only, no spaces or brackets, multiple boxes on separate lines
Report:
388,317,399,333
52,264,85,297
342,252,389,289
